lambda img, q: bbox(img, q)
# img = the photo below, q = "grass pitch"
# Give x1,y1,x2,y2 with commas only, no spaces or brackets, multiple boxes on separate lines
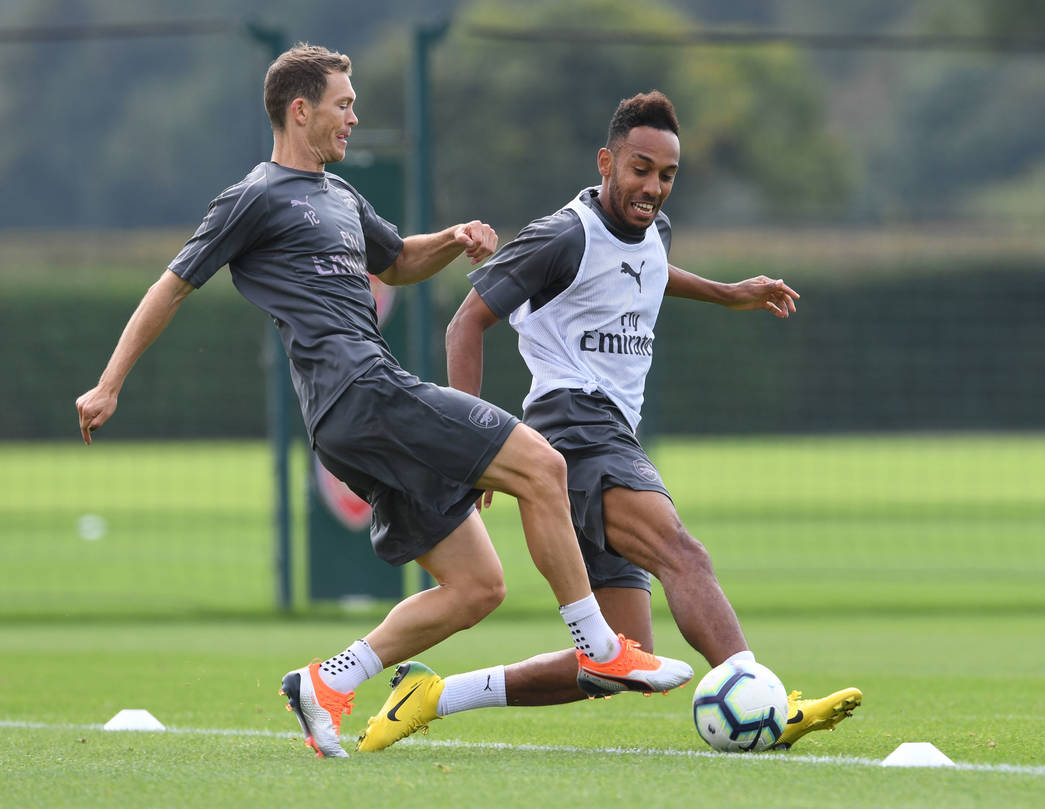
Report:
1,615,1043,808
1,435,1043,807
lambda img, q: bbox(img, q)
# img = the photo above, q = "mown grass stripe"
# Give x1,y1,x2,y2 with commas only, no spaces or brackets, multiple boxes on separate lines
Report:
3,719,1043,776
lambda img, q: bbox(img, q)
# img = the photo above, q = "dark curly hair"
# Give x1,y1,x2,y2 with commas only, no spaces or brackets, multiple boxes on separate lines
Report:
606,91,679,149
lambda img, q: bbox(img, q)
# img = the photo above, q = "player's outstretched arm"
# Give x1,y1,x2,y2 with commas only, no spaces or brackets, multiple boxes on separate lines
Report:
75,269,195,444
665,265,799,318
380,221,497,286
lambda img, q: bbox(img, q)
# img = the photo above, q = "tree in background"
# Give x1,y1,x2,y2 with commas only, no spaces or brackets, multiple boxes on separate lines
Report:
5,0,1039,229
0,0,460,229
352,0,852,228
779,0,1045,222
979,0,1045,35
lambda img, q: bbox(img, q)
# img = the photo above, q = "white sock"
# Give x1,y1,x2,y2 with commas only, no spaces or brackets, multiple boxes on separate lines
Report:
436,665,507,716
559,593,621,662
724,650,756,666
318,638,384,693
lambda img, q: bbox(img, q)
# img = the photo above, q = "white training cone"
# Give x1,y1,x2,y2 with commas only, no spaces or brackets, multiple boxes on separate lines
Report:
881,742,955,768
103,709,166,731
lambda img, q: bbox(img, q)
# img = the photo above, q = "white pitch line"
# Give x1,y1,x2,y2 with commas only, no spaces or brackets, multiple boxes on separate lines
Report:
2,720,1043,777
402,737,1045,776
0,723,298,740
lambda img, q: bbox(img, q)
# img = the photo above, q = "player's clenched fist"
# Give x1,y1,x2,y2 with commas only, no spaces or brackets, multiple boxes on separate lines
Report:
454,220,498,264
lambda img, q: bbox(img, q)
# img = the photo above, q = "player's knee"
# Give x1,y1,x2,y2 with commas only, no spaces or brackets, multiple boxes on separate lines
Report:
481,576,508,615
524,434,568,498
459,571,506,628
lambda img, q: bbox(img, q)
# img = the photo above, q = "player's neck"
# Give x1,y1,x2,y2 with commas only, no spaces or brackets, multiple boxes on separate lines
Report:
271,139,325,173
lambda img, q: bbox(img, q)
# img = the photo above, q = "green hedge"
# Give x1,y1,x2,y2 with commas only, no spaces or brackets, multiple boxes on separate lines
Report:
6,279,269,440
469,261,1045,435
6,260,1043,440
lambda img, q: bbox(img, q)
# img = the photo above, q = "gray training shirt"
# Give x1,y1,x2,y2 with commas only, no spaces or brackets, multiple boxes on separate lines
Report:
168,161,404,439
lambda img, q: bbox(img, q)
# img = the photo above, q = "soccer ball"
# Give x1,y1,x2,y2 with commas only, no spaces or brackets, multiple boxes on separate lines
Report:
692,660,788,752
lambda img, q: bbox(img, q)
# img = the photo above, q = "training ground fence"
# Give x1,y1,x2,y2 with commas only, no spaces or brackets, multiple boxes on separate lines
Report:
2,9,1044,617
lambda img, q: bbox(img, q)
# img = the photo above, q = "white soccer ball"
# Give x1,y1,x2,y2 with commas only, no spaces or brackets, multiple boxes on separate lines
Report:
692,660,788,752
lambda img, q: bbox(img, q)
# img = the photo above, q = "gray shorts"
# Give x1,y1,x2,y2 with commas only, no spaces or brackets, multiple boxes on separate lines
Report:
314,359,518,565
525,389,670,593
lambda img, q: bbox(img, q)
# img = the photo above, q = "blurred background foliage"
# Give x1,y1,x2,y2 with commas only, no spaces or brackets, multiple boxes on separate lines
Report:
2,0,1044,229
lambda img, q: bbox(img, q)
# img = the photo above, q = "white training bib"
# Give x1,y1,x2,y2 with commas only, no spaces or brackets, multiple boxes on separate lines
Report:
510,188,668,430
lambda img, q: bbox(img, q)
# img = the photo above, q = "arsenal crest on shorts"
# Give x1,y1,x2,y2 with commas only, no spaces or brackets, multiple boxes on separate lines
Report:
469,404,502,429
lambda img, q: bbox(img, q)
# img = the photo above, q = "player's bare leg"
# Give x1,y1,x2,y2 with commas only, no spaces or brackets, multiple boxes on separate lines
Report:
477,425,690,691
602,487,748,667
281,512,504,758
363,510,506,666
356,587,666,751
475,423,593,606
600,489,863,750
503,587,655,705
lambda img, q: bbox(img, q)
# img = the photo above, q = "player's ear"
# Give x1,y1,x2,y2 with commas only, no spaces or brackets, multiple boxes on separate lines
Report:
289,97,310,126
597,147,613,179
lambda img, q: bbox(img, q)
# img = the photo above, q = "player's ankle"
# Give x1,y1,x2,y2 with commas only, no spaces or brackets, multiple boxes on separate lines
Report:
560,595,621,662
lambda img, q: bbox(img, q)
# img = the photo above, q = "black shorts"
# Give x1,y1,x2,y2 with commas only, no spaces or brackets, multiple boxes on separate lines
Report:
313,359,518,565
525,389,670,593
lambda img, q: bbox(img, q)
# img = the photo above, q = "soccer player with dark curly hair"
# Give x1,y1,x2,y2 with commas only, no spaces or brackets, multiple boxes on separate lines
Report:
357,90,861,753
